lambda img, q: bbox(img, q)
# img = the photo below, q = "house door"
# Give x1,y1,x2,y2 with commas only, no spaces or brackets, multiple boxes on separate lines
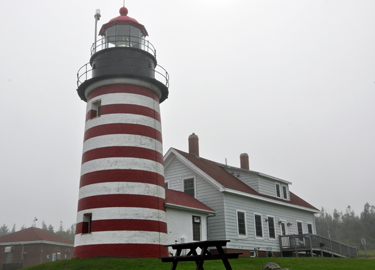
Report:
280,222,287,236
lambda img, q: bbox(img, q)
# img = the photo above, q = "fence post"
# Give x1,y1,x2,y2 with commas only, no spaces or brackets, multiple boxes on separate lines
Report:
319,236,323,257
308,234,313,257
294,236,298,257
348,246,351,258
278,235,283,257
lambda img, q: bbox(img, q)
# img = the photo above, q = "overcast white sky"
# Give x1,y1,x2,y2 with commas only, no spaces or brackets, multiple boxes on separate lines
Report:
1,0,374,231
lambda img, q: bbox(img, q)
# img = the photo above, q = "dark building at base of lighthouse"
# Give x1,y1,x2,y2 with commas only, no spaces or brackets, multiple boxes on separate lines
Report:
74,7,169,258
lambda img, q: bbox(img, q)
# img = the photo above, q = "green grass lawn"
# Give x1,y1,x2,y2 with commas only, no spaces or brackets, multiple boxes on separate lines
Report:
24,257,375,270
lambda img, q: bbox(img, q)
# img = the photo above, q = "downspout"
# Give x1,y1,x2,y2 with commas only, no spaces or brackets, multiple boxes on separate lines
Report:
206,213,216,240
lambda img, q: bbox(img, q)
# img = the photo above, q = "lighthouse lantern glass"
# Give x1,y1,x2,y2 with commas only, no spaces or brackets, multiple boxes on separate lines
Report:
105,25,144,49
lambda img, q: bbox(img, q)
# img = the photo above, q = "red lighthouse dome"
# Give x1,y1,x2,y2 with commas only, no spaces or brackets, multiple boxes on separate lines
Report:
74,7,169,259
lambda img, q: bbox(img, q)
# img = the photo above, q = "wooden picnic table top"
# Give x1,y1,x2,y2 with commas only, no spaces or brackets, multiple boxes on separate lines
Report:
160,240,240,270
164,240,230,249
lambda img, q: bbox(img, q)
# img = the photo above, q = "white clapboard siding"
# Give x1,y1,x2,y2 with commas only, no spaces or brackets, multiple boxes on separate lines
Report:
164,157,226,240
223,192,316,252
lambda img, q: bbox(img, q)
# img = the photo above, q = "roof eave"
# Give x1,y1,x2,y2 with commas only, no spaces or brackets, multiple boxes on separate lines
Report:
166,203,216,214
222,188,319,213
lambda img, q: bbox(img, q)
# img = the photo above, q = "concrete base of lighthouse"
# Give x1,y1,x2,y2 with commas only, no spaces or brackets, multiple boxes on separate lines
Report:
73,79,168,258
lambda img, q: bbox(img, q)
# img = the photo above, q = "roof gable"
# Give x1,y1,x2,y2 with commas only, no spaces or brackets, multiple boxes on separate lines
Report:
0,227,73,245
165,148,318,212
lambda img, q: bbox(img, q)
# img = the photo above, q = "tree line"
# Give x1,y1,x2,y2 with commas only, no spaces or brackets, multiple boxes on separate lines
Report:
315,202,375,250
0,221,75,241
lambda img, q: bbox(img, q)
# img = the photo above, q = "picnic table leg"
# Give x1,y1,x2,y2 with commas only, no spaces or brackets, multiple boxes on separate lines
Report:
170,248,182,270
216,246,232,270
195,259,205,270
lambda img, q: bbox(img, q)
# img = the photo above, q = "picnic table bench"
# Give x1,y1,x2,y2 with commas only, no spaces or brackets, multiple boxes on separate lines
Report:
159,240,242,270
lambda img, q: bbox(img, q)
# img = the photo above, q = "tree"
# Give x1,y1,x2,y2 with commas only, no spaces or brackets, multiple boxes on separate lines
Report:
41,221,48,231
47,224,54,234
0,224,9,236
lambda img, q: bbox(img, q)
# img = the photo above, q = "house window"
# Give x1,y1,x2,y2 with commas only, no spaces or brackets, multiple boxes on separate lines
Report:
164,181,169,189
237,211,246,235
282,185,288,199
276,184,281,198
254,214,263,238
268,216,275,239
192,216,201,241
90,100,101,119
297,221,303,235
183,177,195,197
82,213,92,234
307,223,313,234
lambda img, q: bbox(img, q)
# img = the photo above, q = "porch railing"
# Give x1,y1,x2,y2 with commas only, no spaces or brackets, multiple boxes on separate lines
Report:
279,234,358,258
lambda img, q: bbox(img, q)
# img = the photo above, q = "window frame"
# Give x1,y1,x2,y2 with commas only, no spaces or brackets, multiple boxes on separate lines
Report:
82,213,92,234
282,185,288,200
267,215,276,240
307,223,314,234
296,220,303,235
275,183,281,198
90,99,102,119
254,213,263,239
236,210,247,237
182,176,196,198
192,216,201,241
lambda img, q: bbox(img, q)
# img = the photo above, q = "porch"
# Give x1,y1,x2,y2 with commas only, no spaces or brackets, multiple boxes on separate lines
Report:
279,234,358,258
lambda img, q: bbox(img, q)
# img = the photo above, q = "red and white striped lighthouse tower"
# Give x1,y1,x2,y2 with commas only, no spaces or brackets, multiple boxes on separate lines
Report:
73,7,169,258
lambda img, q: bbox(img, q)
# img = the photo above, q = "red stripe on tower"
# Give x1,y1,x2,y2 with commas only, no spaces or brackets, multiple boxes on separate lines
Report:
74,6,169,259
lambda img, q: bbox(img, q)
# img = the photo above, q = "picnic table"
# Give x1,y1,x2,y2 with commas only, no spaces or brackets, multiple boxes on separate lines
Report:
159,240,242,270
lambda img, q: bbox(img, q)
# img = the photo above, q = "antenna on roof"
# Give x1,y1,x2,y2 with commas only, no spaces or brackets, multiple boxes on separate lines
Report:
33,217,38,227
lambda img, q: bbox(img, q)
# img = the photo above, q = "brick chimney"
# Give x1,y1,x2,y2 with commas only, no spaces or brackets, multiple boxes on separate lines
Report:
240,153,249,170
188,133,199,157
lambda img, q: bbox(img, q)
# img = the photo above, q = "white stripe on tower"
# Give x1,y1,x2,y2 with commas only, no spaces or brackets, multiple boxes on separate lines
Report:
74,81,167,258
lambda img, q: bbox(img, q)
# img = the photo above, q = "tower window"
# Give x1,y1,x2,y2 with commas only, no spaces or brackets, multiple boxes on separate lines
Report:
90,100,101,119
82,213,92,234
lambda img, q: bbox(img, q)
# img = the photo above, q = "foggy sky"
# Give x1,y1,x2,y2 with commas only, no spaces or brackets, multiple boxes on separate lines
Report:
1,0,374,231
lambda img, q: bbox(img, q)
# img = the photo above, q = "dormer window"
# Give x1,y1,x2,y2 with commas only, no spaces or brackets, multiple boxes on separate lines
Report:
276,184,281,198
282,185,288,199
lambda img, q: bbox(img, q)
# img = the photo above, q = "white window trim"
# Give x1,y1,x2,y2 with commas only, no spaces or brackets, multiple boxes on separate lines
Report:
307,222,314,234
236,210,247,238
275,183,281,198
267,215,276,240
254,213,263,239
181,176,196,198
296,220,304,235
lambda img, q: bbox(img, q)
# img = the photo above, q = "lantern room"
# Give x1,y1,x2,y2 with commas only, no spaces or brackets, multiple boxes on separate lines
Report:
98,7,149,50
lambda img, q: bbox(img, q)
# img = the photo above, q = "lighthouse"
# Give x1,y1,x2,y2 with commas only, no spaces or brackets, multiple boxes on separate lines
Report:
73,7,169,258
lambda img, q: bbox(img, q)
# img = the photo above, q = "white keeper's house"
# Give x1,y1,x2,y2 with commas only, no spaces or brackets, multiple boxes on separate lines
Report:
163,133,319,257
